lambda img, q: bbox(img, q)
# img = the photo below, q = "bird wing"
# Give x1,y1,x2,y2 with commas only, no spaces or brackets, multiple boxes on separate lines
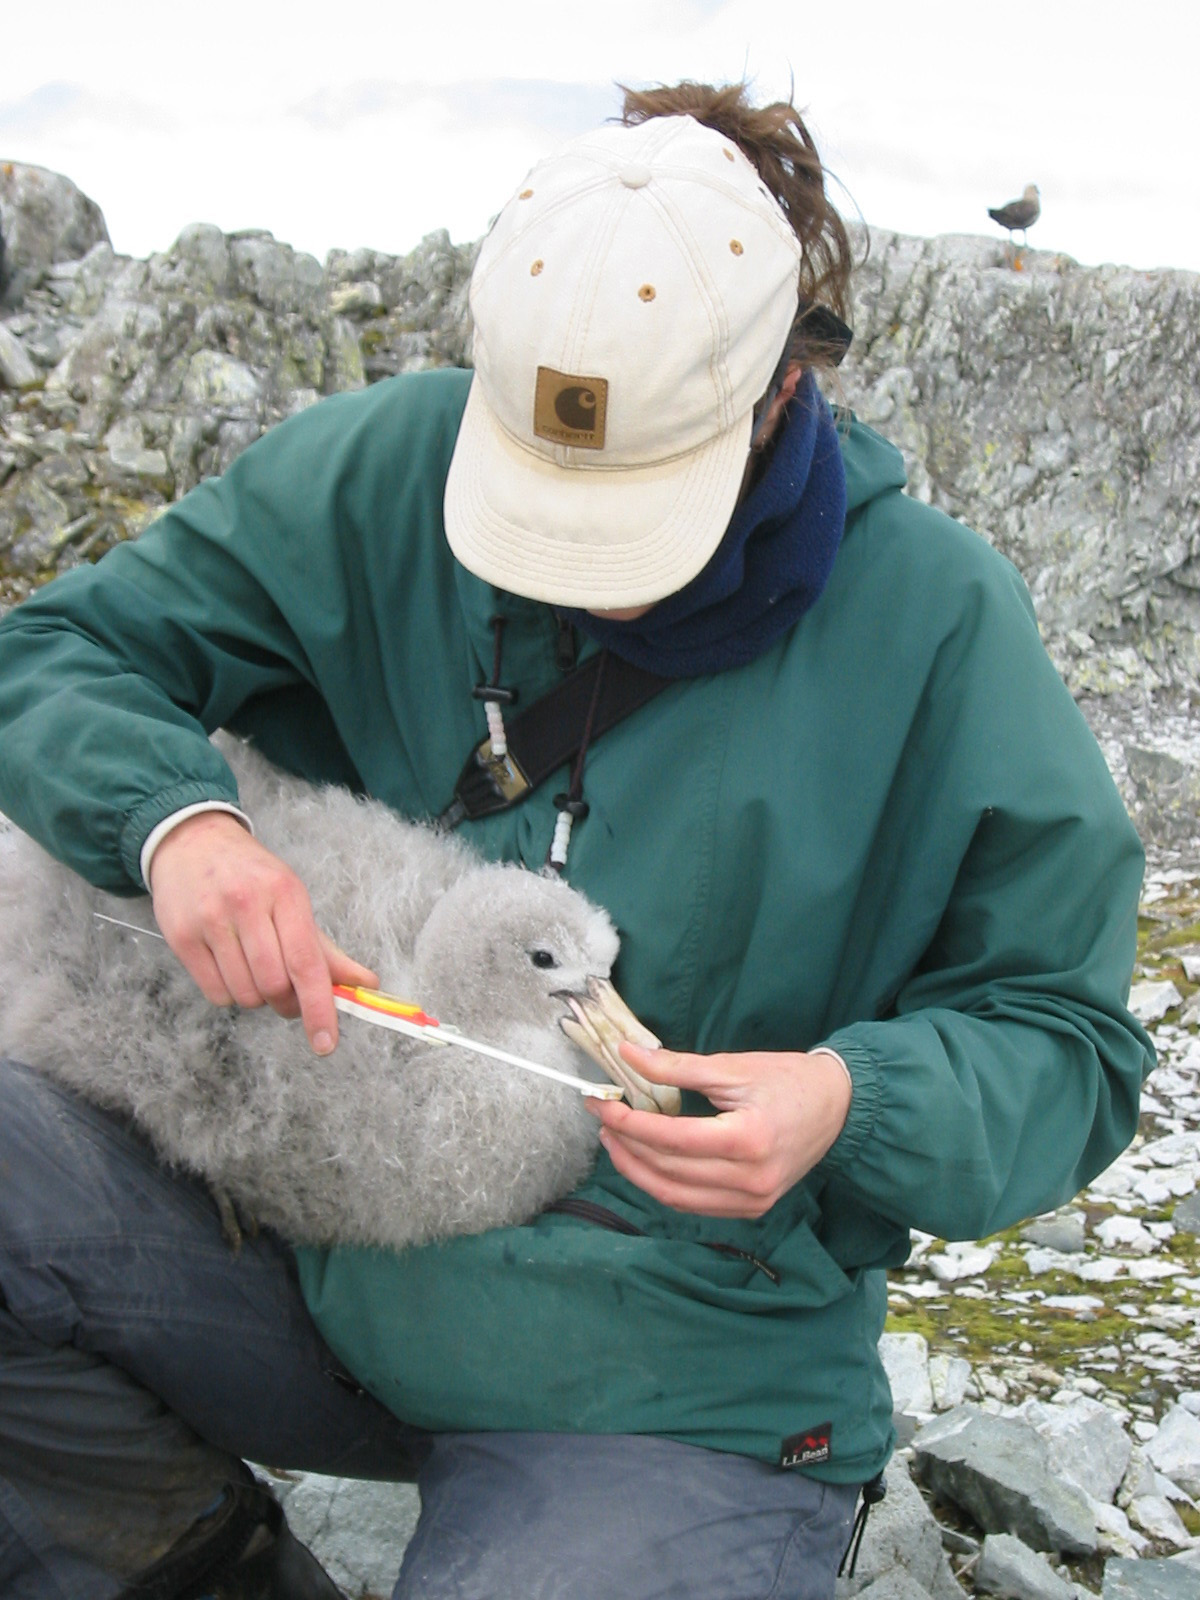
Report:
989,197,1040,229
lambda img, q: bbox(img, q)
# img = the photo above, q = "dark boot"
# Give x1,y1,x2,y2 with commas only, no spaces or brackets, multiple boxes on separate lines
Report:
120,1473,346,1600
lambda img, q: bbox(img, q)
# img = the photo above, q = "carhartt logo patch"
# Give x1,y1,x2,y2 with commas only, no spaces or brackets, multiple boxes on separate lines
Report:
534,367,608,450
779,1423,832,1469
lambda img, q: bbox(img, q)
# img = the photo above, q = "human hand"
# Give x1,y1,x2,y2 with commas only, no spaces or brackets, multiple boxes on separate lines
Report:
586,1044,852,1217
148,811,379,1055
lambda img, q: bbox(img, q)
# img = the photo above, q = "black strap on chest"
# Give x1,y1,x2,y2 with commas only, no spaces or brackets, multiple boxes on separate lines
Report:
438,650,671,830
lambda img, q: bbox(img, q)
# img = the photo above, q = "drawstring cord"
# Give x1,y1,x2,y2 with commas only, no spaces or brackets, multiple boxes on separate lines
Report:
472,615,517,758
838,1472,886,1579
548,649,607,873
467,615,601,873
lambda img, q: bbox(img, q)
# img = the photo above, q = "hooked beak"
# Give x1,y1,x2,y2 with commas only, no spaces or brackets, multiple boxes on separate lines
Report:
556,977,681,1115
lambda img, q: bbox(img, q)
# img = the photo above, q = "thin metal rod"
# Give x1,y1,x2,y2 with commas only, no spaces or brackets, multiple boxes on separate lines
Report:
93,912,165,938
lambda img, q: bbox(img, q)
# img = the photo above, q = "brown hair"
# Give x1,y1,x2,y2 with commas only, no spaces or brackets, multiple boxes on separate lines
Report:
619,81,856,375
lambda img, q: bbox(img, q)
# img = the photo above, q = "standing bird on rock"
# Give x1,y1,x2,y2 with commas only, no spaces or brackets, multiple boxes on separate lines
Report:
989,183,1041,260
0,736,676,1252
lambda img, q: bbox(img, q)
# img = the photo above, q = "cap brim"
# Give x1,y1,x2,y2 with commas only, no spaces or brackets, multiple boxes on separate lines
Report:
444,376,753,609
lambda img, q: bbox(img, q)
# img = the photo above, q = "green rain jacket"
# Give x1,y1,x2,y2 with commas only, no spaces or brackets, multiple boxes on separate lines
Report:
0,368,1154,1487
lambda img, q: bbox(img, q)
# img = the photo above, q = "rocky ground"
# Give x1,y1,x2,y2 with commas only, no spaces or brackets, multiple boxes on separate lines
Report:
879,861,1200,1589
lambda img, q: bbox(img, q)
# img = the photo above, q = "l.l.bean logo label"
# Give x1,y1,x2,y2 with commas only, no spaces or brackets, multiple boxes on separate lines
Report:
779,1422,832,1469
533,367,608,450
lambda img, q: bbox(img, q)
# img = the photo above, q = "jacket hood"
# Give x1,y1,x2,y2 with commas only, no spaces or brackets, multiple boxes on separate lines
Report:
838,412,909,514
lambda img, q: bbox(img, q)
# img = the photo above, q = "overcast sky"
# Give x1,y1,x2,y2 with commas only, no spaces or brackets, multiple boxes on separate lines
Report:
3,0,1197,274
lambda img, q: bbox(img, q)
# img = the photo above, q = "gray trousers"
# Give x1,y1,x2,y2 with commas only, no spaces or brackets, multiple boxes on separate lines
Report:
0,1058,858,1599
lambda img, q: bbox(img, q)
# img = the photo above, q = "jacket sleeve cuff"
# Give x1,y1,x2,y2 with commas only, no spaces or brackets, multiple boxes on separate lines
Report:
120,780,243,889
812,1033,883,1176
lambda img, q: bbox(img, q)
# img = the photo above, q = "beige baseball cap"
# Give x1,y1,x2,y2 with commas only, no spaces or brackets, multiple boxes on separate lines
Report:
443,114,803,609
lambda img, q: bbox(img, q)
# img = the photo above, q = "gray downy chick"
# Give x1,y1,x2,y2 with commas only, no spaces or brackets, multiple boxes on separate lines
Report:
0,736,673,1251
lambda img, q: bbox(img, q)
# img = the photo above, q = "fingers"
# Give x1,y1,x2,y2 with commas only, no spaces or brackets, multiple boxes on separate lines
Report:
618,1041,746,1099
600,1107,787,1202
150,813,377,1055
273,890,341,1051
235,899,303,1014
587,1049,854,1219
589,1096,753,1161
587,1091,788,1218
176,937,236,1008
177,885,339,1052
319,930,380,990
596,1113,789,1218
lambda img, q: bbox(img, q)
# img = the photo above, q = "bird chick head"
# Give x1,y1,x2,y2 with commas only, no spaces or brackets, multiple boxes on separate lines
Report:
411,864,620,1058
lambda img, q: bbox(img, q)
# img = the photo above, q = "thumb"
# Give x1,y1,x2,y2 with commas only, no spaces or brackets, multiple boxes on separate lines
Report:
619,1040,705,1086
620,1040,747,1098
319,931,380,990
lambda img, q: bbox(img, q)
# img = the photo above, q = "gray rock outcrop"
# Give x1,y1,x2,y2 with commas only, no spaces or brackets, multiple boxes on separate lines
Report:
0,162,110,307
0,161,473,599
1101,1557,1200,1599
840,231,1200,707
975,1533,1077,1600
1144,1407,1200,1500
1015,1397,1134,1507
267,1472,419,1598
912,1407,1099,1556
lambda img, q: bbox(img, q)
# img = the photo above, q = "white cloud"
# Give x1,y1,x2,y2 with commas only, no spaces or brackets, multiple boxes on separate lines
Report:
1,0,1196,270
290,78,615,140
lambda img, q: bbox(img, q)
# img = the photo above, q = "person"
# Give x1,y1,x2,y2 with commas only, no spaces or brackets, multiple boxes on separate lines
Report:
0,81,1154,1600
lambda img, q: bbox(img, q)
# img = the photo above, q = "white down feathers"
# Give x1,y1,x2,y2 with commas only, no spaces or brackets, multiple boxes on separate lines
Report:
0,737,621,1251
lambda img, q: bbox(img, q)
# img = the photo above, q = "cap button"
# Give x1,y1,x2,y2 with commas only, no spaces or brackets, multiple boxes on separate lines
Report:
618,164,652,189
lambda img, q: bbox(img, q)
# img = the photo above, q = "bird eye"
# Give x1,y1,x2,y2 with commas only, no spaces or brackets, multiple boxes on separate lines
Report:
529,948,558,969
